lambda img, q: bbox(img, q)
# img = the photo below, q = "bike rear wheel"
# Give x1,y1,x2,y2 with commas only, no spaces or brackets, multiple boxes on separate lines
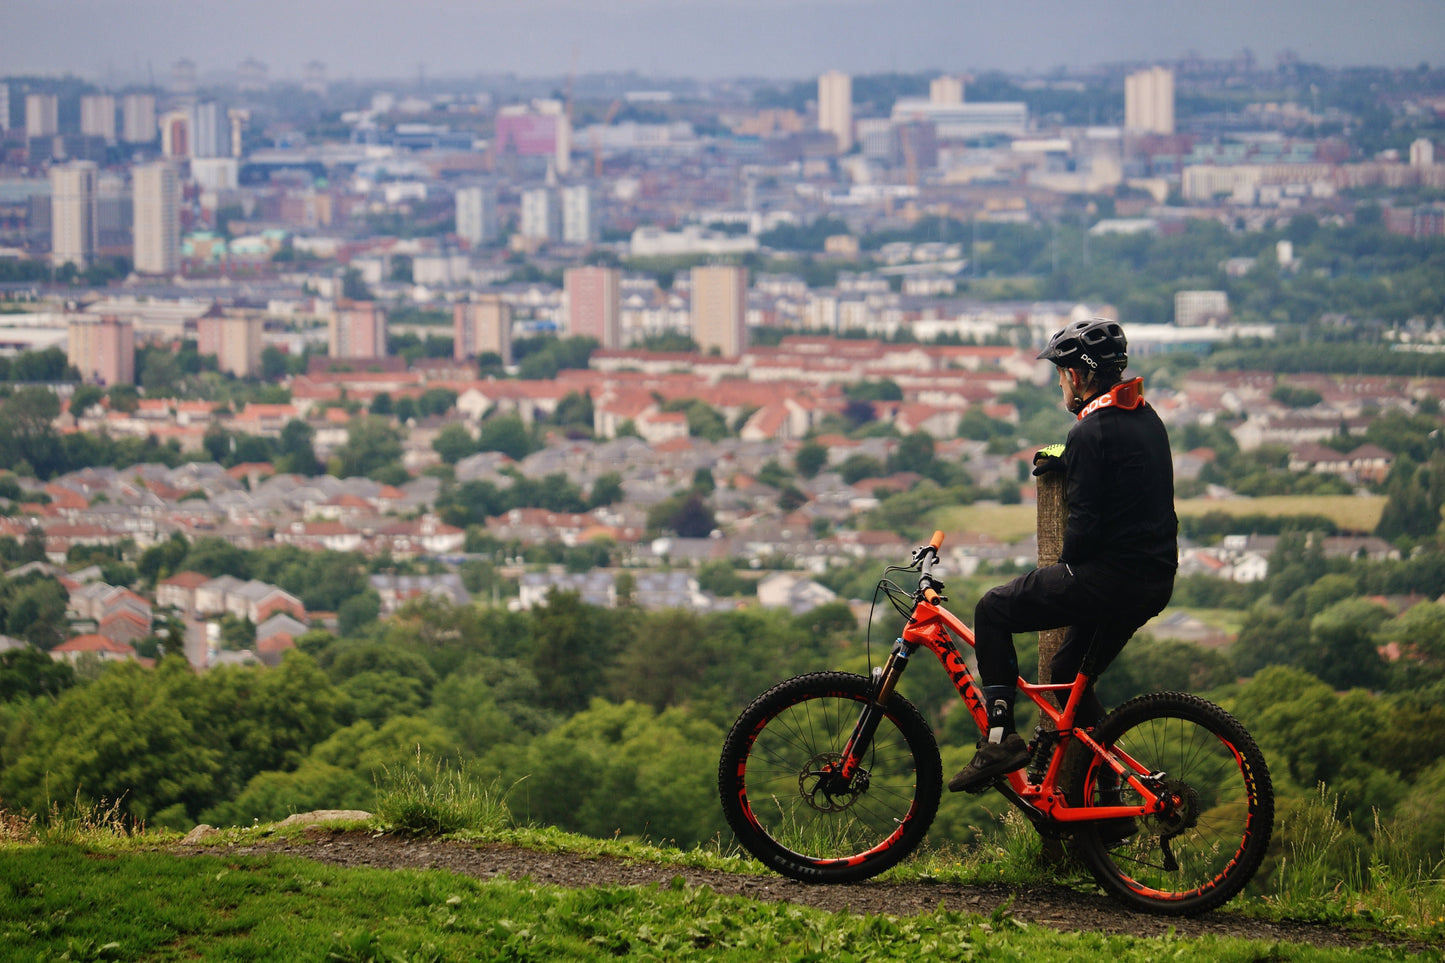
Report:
1066,691,1274,915
718,671,942,884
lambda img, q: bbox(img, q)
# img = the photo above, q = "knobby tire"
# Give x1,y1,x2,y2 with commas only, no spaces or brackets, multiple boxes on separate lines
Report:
1066,691,1274,915
718,671,942,884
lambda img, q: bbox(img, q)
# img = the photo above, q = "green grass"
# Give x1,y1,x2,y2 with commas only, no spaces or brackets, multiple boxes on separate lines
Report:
0,845,1423,963
932,494,1389,544
373,749,516,838
5,756,1445,959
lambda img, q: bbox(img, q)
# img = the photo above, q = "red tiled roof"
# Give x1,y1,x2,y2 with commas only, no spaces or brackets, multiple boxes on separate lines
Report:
161,571,212,588
54,633,135,655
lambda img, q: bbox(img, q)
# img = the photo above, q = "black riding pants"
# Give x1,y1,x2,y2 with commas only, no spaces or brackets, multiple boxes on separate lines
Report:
973,560,1174,727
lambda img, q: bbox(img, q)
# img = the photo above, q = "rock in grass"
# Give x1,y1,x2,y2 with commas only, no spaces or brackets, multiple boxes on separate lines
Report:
276,810,373,829
180,824,219,844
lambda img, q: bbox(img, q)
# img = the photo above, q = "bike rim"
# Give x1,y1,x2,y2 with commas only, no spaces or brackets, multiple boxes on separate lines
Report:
738,692,922,865
1088,715,1261,902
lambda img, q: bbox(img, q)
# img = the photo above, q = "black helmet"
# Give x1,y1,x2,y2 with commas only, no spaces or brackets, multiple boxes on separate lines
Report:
1037,318,1127,372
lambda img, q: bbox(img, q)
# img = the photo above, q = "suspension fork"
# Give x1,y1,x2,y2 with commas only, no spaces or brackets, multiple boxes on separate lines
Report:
835,639,916,781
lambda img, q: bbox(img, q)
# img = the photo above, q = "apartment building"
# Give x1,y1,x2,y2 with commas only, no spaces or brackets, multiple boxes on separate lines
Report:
1126,66,1175,135
68,315,135,386
565,266,621,348
818,71,853,153
455,185,498,246
50,161,98,269
197,313,264,377
454,295,512,363
691,264,748,358
132,161,179,275
122,93,157,144
80,95,117,143
330,301,387,359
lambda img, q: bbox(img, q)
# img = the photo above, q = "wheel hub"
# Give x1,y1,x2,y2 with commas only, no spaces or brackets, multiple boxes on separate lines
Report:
1147,778,1200,837
799,753,867,812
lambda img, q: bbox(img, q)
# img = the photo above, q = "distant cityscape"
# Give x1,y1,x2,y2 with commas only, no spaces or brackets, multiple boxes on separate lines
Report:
2,54,1442,365
1,51,1443,668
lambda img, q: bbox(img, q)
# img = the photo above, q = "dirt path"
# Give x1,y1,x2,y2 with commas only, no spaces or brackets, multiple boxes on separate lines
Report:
189,828,1437,955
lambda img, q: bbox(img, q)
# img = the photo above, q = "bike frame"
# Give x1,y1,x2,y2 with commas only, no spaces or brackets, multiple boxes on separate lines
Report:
835,536,1168,831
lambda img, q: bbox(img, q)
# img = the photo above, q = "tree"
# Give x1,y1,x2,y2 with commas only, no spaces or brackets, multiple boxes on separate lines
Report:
3,577,69,649
477,414,534,461
837,453,885,484
650,492,717,538
260,346,290,381
106,384,139,413
1303,598,1390,691
68,384,104,418
0,646,75,702
552,391,594,435
139,349,183,396
417,388,458,418
588,471,624,508
334,416,404,479
1378,601,1445,688
181,536,252,579
429,423,475,465
0,659,227,827
276,419,321,476
794,441,829,479
4,346,73,383
341,269,372,300
0,387,64,478
338,591,382,636
526,591,622,713
889,430,936,475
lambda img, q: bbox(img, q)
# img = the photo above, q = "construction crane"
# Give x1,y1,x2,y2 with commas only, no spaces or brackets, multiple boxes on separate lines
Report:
593,98,623,179
899,125,919,189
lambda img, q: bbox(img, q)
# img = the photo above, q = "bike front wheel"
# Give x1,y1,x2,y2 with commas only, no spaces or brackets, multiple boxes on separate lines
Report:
1067,691,1274,915
718,671,942,884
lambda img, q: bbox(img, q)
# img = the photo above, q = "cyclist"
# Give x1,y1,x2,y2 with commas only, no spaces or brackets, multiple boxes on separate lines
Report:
950,318,1178,794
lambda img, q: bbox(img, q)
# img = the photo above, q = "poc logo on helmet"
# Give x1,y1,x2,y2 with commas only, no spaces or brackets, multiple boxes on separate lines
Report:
1082,355,1098,368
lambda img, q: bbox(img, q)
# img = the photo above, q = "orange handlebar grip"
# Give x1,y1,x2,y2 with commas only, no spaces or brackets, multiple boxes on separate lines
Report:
929,530,945,550
923,587,941,604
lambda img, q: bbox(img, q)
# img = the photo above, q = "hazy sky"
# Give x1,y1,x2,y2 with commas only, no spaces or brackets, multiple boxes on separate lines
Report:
5,0,1444,83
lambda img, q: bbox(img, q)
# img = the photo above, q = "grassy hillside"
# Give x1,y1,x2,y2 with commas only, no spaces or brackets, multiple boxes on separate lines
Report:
931,494,1388,544
0,834,1420,962
2,779,1442,962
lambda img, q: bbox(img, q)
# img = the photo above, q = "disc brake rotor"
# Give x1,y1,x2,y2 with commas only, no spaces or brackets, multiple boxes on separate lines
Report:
799,752,867,813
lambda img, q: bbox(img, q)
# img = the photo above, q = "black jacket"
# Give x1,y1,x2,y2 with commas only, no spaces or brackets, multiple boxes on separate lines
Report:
1060,386,1178,574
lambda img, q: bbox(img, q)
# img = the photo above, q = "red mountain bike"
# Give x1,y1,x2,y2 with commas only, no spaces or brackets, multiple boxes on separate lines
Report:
718,532,1274,915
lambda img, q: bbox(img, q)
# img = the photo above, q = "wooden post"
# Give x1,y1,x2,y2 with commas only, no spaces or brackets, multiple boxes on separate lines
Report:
1035,469,1071,864
1035,471,1068,688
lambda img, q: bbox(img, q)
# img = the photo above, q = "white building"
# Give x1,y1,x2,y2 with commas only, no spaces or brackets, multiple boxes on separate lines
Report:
1411,138,1436,168
80,95,117,144
890,100,1028,139
191,102,229,158
455,185,498,246
930,75,964,106
132,162,180,276
26,93,59,137
1174,290,1230,327
818,71,853,153
1125,67,1175,135
561,184,597,244
629,225,758,257
50,162,98,270
122,93,157,144
519,188,560,243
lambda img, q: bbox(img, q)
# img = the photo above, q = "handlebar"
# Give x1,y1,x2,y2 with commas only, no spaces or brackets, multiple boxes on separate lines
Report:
915,531,946,604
